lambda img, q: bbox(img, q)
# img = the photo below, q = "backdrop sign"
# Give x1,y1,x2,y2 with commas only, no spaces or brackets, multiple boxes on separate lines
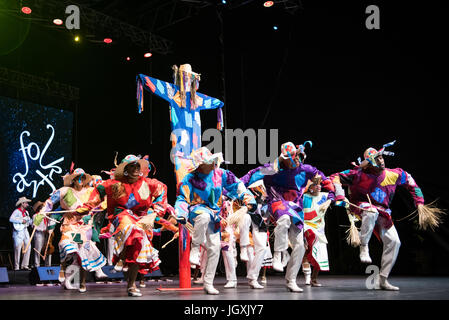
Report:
0,95,74,217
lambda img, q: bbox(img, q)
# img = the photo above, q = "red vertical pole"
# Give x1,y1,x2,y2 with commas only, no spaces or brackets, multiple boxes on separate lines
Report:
178,224,191,288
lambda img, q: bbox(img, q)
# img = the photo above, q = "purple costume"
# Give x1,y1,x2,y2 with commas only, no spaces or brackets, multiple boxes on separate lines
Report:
263,163,332,231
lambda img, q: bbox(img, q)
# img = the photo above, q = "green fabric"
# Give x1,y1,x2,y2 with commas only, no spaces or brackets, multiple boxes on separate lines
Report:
97,184,107,199
72,233,83,244
82,215,92,224
63,188,77,208
33,214,44,226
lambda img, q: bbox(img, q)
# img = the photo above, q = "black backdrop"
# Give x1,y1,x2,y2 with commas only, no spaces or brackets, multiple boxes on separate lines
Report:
0,0,448,276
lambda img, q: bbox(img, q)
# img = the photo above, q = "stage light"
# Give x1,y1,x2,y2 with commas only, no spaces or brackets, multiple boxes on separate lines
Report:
104,38,112,44
144,52,152,58
126,57,131,61
53,19,63,25
74,35,80,42
273,25,278,30
222,0,227,4
264,1,274,7
21,7,32,14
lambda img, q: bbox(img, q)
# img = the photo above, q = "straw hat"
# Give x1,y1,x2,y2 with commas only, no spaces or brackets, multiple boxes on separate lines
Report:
187,147,225,173
16,197,31,207
32,201,44,213
113,155,150,182
179,64,200,77
62,168,93,187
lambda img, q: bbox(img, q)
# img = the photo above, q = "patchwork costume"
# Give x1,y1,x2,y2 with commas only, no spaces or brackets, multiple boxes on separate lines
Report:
83,158,167,276
175,147,256,294
263,142,334,292
39,169,107,289
331,142,425,290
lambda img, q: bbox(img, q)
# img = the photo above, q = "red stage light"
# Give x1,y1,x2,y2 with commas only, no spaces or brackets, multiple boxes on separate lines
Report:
21,7,32,14
104,38,112,44
144,52,152,58
264,1,274,7
126,57,131,61
53,19,63,25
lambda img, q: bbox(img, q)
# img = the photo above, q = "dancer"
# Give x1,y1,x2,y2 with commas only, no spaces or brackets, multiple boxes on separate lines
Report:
79,155,168,297
235,176,271,289
38,168,107,292
301,176,335,287
31,201,51,267
9,197,32,270
331,141,445,290
175,147,256,294
263,142,335,292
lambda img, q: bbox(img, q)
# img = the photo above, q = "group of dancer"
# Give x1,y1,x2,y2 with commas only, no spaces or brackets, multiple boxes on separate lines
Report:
10,137,444,297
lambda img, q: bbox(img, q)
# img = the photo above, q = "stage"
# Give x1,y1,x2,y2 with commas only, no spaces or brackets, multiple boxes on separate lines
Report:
1,274,449,300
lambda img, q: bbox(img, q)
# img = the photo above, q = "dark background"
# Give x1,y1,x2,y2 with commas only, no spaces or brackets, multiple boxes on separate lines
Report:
1,0,448,276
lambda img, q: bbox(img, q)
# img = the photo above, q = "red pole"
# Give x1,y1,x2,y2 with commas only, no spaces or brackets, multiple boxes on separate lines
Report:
178,224,191,288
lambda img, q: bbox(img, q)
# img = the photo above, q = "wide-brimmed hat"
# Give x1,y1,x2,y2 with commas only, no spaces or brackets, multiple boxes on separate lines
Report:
63,168,93,187
114,155,150,181
33,201,44,212
16,197,31,207
187,147,225,173
360,140,396,168
90,175,103,187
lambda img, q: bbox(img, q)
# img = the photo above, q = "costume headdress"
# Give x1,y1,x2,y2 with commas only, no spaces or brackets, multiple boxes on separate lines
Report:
113,155,151,182
172,64,201,109
62,168,93,187
359,140,396,168
184,147,225,174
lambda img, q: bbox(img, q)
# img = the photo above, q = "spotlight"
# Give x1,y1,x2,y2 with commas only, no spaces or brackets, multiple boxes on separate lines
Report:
74,35,80,42
126,57,131,61
53,19,63,25
273,25,278,30
104,38,112,44
144,52,152,58
21,7,32,14
222,0,227,4
264,1,274,7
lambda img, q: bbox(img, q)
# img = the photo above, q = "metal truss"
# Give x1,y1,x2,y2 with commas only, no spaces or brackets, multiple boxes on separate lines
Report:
0,67,80,101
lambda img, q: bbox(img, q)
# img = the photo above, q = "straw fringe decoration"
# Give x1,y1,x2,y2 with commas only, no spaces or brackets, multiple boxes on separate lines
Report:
227,206,248,228
345,212,361,247
416,200,446,231
137,213,157,231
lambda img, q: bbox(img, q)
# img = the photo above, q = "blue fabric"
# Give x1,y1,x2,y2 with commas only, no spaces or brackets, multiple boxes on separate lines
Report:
137,74,224,157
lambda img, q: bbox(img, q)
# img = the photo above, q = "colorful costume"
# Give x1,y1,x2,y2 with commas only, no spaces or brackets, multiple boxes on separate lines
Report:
263,142,334,292
84,161,167,275
175,147,256,294
331,142,426,290
302,191,333,279
39,169,107,290
136,64,224,186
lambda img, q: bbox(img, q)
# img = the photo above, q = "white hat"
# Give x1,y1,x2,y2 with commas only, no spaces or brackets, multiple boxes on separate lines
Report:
16,197,31,207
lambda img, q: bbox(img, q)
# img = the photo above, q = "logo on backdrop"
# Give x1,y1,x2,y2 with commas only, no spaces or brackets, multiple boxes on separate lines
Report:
12,124,64,198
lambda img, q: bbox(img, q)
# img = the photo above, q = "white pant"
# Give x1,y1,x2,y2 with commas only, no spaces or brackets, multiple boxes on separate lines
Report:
273,215,305,282
360,209,401,278
192,213,221,286
13,230,30,270
33,231,51,267
105,224,114,265
239,214,268,281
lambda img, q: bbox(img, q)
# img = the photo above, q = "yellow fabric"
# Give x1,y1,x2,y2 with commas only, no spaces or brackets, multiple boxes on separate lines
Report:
381,170,399,187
